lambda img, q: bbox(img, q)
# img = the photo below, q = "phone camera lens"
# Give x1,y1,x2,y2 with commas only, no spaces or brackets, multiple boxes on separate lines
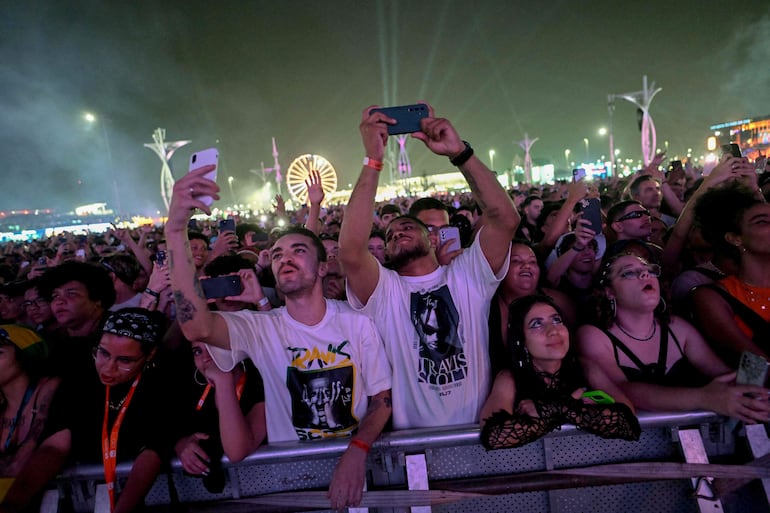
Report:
192,155,197,163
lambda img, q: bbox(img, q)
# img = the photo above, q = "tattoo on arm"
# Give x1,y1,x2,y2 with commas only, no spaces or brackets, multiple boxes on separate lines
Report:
173,291,197,323
461,171,488,211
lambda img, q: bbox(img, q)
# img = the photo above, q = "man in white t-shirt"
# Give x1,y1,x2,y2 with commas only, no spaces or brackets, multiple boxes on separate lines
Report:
166,172,392,511
339,103,518,429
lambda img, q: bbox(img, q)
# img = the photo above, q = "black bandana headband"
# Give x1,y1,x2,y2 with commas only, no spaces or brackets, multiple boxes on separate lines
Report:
102,308,164,346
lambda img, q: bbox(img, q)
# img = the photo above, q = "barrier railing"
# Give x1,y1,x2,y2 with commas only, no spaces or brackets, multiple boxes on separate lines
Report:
48,410,769,513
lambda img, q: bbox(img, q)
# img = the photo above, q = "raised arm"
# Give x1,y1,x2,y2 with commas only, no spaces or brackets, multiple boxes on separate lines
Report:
305,169,325,236
165,167,231,349
412,108,518,274
338,106,390,305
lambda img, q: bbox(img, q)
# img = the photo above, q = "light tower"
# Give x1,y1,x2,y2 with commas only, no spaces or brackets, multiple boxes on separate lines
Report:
608,75,662,172
396,135,412,178
143,128,191,212
517,134,538,184
260,137,283,197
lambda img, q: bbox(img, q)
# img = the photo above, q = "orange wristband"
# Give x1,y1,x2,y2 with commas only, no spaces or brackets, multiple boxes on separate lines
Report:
349,438,371,454
363,157,383,171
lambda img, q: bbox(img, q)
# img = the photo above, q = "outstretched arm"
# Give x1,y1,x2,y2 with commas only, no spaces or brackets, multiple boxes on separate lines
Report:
165,166,230,349
412,106,518,274
305,169,325,235
338,106,391,305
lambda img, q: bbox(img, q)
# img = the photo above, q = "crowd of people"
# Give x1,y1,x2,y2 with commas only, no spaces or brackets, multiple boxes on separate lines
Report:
1,102,770,512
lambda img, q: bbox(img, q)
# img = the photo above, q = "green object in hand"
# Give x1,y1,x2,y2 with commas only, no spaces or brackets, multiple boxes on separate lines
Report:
582,390,616,404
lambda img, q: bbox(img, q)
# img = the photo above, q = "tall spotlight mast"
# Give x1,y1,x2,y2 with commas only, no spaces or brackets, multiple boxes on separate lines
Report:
609,75,662,170
143,128,191,212
261,137,283,197
517,133,539,184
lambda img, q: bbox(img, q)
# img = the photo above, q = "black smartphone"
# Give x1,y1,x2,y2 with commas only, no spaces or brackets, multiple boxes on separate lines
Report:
155,250,167,267
578,198,603,235
219,218,236,232
736,351,770,387
721,143,742,158
200,275,242,299
187,219,198,231
370,104,429,135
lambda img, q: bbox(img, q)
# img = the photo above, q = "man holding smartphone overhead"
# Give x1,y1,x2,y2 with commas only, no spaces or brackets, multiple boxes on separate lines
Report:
166,162,392,511
339,103,518,429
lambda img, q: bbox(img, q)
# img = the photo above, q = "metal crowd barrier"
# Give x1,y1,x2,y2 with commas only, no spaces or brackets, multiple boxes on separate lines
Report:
45,410,770,513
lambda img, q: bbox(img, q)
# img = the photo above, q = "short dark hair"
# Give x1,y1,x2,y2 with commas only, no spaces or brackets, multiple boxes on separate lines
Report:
379,204,402,217
188,231,210,247
606,200,644,225
627,175,659,199
275,226,327,262
101,254,141,286
408,197,448,217
38,261,116,309
694,182,764,260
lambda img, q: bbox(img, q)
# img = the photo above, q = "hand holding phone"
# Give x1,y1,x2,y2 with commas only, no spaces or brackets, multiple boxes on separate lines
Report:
438,226,461,252
189,148,219,207
369,104,429,135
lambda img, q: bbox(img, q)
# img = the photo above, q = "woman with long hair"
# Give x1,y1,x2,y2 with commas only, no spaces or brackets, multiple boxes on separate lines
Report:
577,254,770,424
691,182,770,366
481,295,639,450
488,241,575,376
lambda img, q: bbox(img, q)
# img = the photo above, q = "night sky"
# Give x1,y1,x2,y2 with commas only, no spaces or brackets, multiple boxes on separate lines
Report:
2,0,769,213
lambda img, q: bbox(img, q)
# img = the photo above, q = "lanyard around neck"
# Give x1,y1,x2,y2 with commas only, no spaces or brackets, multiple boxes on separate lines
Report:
102,374,141,512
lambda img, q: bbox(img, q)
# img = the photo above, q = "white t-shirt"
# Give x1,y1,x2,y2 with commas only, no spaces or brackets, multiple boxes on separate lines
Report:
206,300,392,443
347,233,508,429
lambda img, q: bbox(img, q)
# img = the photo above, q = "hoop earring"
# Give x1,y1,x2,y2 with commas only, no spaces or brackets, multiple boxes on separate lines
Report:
657,296,667,313
194,368,207,386
609,297,617,319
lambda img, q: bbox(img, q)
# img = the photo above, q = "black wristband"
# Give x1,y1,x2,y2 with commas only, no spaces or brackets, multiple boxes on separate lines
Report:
449,141,474,167
144,288,160,299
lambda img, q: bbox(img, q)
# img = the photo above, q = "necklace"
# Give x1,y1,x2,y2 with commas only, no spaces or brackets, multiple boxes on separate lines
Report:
615,319,657,342
108,395,127,411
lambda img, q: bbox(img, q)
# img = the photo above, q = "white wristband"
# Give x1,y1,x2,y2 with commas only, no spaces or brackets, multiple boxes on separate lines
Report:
257,297,270,308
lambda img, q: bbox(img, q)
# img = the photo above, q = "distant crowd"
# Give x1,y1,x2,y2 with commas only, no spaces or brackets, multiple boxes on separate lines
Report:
1,103,770,512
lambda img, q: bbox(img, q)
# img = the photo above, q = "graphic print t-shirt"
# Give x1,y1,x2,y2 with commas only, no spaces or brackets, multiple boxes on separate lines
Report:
206,300,392,443
347,231,508,429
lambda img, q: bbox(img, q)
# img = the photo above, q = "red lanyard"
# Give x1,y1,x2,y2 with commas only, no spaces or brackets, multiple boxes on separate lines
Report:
101,375,141,512
195,372,247,411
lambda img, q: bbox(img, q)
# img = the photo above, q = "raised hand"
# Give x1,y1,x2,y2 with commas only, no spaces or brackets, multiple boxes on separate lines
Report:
306,169,325,206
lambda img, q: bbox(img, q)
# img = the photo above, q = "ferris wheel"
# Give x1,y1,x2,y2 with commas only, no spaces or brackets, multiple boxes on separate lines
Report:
286,154,338,204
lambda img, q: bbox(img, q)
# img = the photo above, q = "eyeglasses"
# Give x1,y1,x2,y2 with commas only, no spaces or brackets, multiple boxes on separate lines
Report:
92,346,145,372
22,298,49,310
616,210,651,222
613,264,661,280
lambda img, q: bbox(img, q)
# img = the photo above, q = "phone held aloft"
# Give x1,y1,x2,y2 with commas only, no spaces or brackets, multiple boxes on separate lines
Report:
189,148,219,207
721,143,742,159
219,218,236,232
572,168,587,182
578,198,602,236
200,275,242,300
370,104,428,135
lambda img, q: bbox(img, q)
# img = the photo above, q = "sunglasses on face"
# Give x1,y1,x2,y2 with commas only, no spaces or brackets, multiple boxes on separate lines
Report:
616,210,651,222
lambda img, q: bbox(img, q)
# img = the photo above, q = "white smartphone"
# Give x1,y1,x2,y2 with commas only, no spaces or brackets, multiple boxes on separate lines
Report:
189,148,218,207
439,226,461,252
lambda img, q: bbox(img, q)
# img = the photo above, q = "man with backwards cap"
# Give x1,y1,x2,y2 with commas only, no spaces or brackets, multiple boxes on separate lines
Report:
2,308,180,513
